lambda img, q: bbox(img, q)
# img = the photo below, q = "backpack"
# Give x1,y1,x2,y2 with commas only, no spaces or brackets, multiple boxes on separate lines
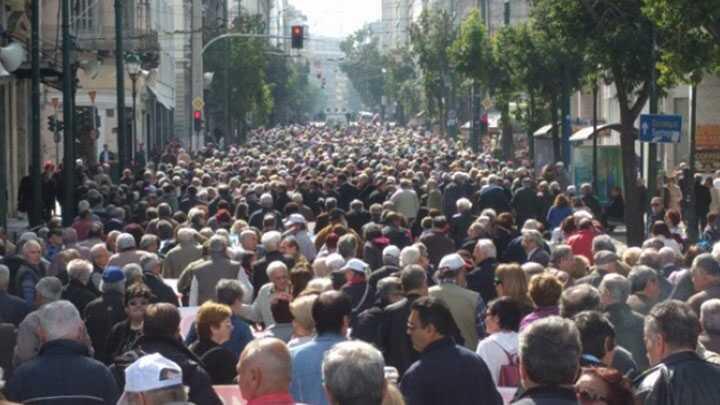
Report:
493,341,520,387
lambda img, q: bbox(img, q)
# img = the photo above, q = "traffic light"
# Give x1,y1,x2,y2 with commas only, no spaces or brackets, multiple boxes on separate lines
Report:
291,25,304,49
193,110,202,132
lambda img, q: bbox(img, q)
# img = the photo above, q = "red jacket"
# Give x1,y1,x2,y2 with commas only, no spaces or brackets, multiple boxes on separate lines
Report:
567,229,595,264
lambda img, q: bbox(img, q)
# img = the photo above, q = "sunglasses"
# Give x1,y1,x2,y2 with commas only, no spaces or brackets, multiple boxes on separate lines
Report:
576,390,607,403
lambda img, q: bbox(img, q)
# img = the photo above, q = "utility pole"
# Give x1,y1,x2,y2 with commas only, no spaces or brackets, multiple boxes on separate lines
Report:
687,83,698,242
191,0,204,150
647,27,659,212
224,0,232,144
115,0,127,170
62,0,75,226
30,0,42,227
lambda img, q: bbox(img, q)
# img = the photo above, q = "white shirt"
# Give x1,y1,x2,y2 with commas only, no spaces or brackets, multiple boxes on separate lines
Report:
239,283,275,326
475,331,519,385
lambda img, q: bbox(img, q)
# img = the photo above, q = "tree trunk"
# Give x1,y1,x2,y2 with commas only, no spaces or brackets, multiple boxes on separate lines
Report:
620,117,644,246
528,91,536,162
551,96,560,162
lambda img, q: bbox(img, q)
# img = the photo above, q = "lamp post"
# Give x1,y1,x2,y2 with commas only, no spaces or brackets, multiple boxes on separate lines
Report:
126,54,141,164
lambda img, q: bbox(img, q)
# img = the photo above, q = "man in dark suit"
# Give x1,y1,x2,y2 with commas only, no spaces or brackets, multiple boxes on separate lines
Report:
98,144,115,164
0,264,30,326
522,229,550,267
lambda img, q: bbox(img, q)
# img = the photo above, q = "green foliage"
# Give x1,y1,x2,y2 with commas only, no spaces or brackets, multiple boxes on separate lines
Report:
450,10,492,85
339,26,385,110
383,47,422,122
409,8,459,130
643,0,720,85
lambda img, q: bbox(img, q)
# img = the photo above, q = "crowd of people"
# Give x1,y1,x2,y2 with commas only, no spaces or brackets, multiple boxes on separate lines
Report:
1,124,720,404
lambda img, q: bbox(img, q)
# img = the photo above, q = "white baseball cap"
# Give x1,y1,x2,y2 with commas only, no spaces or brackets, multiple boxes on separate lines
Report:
284,213,306,227
124,353,183,393
438,253,465,271
341,258,369,274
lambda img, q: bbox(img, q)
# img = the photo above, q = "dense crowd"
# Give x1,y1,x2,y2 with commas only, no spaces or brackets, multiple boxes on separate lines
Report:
1,124,720,404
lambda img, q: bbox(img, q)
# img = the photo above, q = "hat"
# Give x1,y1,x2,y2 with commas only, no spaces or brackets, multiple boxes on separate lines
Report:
341,258,369,274
382,245,400,258
103,266,126,283
438,253,465,271
124,353,183,393
284,213,306,227
594,250,619,266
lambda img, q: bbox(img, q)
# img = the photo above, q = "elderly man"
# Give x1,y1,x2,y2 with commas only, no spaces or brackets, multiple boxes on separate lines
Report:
512,317,580,404
450,198,477,247
7,300,119,404
189,235,252,306
402,296,501,405
61,259,99,313
550,244,576,275
700,299,720,355
15,276,94,366
391,178,420,225
467,239,499,304
368,245,401,289
237,338,295,405
14,239,47,306
429,253,483,350
162,228,202,279
84,267,127,364
290,291,351,405
0,264,29,326
252,231,291,298
89,243,110,291
249,193,283,230
283,213,316,262
351,276,403,344
627,265,662,315
577,250,621,288
635,301,720,404
522,229,550,267
688,253,720,315
244,261,292,327
120,353,188,405
600,273,648,371
107,233,148,268
141,253,179,306
419,216,455,267
323,341,387,405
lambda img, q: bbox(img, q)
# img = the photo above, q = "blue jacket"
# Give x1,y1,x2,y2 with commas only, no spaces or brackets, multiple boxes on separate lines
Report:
185,314,254,358
0,290,30,326
6,339,119,404
546,206,573,230
290,333,346,405
401,337,502,405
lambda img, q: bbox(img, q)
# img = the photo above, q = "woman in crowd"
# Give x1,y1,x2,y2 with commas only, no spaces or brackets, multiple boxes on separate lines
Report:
575,367,634,405
546,193,573,231
520,273,562,330
494,264,534,316
475,297,522,386
105,283,153,361
189,301,237,384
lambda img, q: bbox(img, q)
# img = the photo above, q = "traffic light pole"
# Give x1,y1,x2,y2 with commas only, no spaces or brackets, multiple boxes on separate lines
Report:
115,0,127,171
62,0,75,226
30,0,42,227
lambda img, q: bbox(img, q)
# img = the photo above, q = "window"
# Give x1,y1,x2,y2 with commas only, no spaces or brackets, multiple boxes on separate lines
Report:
73,0,98,33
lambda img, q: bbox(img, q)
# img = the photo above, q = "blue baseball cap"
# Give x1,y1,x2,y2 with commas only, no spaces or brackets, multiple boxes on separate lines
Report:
103,266,126,283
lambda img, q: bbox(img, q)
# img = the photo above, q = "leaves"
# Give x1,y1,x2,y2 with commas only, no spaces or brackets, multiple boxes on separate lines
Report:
339,26,385,109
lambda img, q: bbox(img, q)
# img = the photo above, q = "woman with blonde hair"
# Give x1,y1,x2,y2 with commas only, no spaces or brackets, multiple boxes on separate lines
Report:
494,264,533,316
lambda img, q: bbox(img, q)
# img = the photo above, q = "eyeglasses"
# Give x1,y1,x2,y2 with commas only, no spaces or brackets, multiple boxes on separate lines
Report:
128,300,149,307
576,390,607,403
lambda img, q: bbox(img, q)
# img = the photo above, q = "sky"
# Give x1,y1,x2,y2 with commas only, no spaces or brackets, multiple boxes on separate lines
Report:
289,0,381,39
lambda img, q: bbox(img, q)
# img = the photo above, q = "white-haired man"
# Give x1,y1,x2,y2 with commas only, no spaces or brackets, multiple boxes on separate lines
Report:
390,179,420,225
7,300,119,404
189,235,251,306
61,259,99,313
162,227,202,279
251,230,292,298
243,261,292,327
450,198,477,248
466,239,499,303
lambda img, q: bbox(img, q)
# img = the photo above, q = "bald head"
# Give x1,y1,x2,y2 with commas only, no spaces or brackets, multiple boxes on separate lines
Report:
237,338,292,400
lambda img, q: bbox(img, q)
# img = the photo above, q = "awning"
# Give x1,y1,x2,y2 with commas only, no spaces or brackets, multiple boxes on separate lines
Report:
533,124,554,137
148,84,174,111
569,123,634,142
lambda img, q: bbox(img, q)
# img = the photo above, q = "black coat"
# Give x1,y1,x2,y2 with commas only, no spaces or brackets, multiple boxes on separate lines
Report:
379,293,422,376
84,291,127,364
419,231,455,268
105,320,142,362
62,279,100,314
189,339,237,385
449,212,476,247
634,351,720,405
477,185,511,214
401,337,502,405
143,272,180,306
466,258,498,305
6,339,119,404
337,182,360,211
124,335,222,405
0,291,30,326
251,251,293,298
512,386,578,405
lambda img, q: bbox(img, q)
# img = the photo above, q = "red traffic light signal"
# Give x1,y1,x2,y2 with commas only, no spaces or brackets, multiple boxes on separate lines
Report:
291,25,304,49
193,110,202,131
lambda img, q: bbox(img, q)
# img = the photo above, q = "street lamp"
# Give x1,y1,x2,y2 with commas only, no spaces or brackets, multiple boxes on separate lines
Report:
126,53,142,163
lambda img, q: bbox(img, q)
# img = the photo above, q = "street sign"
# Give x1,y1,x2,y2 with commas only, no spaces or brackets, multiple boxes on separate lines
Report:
192,97,205,111
640,114,682,143
481,97,494,111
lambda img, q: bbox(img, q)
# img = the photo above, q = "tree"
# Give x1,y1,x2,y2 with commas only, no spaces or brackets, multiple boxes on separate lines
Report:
533,0,656,245
339,26,385,111
409,8,459,134
383,47,422,125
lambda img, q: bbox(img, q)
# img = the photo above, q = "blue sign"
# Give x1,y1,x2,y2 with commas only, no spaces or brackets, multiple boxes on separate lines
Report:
640,114,682,143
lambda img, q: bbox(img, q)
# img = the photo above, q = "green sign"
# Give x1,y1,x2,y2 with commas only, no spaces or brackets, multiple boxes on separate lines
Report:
572,146,624,204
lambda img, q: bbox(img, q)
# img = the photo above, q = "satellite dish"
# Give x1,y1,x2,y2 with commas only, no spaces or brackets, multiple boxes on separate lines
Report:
0,42,26,72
